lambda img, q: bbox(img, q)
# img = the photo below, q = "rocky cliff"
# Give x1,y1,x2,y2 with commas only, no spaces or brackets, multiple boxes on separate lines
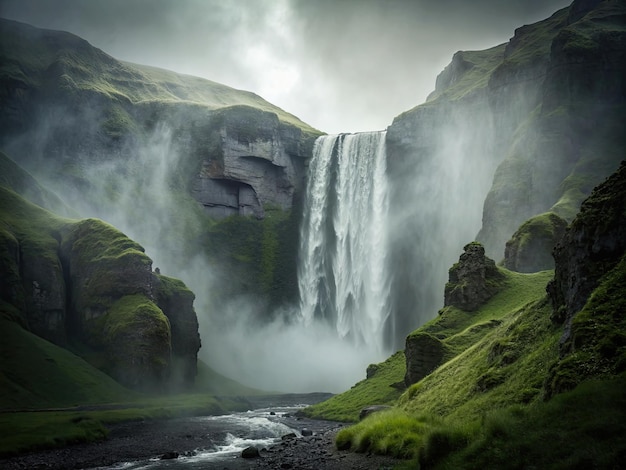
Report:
0,18,320,221
0,18,322,321
548,162,626,354
385,0,625,340
0,156,200,390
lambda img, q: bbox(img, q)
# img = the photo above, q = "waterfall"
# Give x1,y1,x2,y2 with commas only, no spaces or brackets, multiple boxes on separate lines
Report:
298,131,391,353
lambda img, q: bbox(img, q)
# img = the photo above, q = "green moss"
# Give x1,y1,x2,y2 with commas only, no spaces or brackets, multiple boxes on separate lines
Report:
93,294,171,384
434,375,626,469
204,205,301,309
546,254,626,397
336,408,430,458
154,273,194,299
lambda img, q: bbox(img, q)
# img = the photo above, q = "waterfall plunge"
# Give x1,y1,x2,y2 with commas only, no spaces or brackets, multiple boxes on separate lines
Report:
298,132,392,354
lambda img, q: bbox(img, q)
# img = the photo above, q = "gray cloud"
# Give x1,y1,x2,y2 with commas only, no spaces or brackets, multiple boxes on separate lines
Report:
0,0,571,132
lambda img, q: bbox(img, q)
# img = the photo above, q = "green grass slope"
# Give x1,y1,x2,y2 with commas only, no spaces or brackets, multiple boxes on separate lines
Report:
0,319,133,410
330,259,626,468
304,269,552,424
0,18,319,135
193,359,266,396
303,351,406,422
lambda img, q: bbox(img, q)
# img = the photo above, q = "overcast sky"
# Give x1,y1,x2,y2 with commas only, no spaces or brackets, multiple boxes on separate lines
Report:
1,0,571,133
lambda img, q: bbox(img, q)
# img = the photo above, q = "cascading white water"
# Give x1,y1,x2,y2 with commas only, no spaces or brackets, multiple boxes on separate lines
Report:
298,131,391,352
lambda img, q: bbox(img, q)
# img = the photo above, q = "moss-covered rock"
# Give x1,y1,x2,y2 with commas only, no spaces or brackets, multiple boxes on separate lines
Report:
548,161,626,329
404,332,450,387
503,212,568,273
444,242,506,312
153,274,201,389
545,161,626,397
97,294,171,390
0,168,201,391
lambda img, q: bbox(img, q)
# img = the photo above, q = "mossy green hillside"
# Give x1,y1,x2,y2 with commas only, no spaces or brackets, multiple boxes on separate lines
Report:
0,318,133,410
330,256,626,467
0,18,320,138
426,374,626,470
0,177,197,391
331,269,557,458
302,351,406,422
305,269,552,424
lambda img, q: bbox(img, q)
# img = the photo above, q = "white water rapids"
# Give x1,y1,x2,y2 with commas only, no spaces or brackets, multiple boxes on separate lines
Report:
298,132,392,353
92,406,308,469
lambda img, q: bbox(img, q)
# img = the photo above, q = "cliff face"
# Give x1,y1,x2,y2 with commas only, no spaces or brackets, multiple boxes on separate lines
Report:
478,0,626,255
545,160,626,397
548,161,626,343
0,18,320,222
0,164,200,391
190,106,313,219
385,1,625,339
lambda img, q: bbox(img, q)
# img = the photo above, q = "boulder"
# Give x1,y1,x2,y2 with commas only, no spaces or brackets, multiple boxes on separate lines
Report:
359,405,392,421
241,446,260,459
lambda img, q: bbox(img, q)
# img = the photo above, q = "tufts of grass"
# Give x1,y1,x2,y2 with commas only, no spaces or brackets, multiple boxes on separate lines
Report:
436,375,626,469
335,408,431,459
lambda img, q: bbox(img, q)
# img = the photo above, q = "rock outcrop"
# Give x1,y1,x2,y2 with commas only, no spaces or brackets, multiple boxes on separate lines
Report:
545,160,626,397
504,212,568,273
404,332,449,387
0,176,200,391
190,106,313,219
444,242,505,312
548,161,626,342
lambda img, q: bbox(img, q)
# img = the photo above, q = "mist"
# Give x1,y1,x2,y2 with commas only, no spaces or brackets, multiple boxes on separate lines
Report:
0,0,571,133
0,0,574,393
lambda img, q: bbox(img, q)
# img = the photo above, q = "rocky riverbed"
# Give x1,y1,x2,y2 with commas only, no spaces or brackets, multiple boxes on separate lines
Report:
1,397,401,470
